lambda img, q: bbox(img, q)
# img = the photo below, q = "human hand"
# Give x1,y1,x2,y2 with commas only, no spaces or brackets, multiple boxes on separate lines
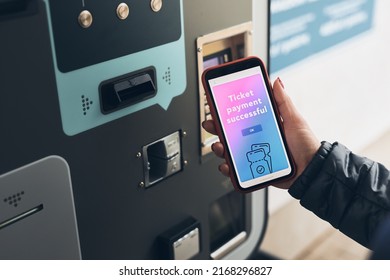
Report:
202,77,320,189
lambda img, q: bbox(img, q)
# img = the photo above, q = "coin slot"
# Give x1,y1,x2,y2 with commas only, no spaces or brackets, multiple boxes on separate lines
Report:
142,131,182,187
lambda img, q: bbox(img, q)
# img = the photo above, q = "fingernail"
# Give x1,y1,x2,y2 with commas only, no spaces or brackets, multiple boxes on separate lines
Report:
211,143,215,152
278,77,285,89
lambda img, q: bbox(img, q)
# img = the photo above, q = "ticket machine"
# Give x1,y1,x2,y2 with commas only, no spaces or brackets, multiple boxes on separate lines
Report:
0,0,270,259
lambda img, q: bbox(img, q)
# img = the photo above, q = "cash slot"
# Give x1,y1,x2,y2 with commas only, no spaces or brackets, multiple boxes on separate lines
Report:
99,68,157,114
0,204,44,230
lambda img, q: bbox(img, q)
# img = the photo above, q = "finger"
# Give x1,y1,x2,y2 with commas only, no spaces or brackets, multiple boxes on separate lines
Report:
202,120,217,135
218,163,230,177
211,142,224,158
272,78,301,127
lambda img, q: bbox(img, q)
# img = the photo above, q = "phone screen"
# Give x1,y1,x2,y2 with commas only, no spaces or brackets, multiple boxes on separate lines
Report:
207,65,292,189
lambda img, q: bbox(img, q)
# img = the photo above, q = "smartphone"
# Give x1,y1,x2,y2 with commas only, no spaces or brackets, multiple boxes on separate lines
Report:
202,56,295,192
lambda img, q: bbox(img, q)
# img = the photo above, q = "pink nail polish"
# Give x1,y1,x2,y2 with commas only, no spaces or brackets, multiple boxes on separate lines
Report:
278,77,285,89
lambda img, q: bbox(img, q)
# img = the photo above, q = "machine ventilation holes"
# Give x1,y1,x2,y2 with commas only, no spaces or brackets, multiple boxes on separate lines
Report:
3,191,25,207
162,67,172,85
81,95,93,116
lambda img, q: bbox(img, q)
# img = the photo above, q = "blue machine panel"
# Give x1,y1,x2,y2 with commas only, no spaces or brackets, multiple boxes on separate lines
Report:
43,0,186,136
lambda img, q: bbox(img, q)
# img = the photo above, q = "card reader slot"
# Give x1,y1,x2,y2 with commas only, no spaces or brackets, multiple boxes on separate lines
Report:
0,204,44,230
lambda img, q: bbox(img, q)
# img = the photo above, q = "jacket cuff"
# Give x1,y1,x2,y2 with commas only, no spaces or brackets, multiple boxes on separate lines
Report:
288,141,335,199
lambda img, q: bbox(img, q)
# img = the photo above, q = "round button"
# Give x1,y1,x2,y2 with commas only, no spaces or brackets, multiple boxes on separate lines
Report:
116,3,129,20
150,0,163,12
78,10,93,28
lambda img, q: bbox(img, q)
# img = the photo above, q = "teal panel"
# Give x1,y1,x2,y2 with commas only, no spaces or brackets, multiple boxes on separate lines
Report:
43,0,186,136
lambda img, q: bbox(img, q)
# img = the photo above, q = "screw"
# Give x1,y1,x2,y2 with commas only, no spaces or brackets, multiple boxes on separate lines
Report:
197,47,202,53
139,182,145,188
136,152,142,158
182,131,187,138
184,160,188,166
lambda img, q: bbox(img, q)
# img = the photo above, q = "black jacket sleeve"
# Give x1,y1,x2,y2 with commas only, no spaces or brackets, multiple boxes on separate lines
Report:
288,141,390,249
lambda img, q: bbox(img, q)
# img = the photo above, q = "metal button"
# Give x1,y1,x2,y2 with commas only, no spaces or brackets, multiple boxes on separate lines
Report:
78,10,93,28
116,3,129,20
150,0,163,12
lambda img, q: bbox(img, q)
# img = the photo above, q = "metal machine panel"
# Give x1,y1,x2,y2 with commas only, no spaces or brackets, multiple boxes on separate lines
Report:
0,0,269,260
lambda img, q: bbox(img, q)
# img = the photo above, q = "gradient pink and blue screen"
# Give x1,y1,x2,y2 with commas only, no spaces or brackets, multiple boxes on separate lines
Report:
209,66,289,183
